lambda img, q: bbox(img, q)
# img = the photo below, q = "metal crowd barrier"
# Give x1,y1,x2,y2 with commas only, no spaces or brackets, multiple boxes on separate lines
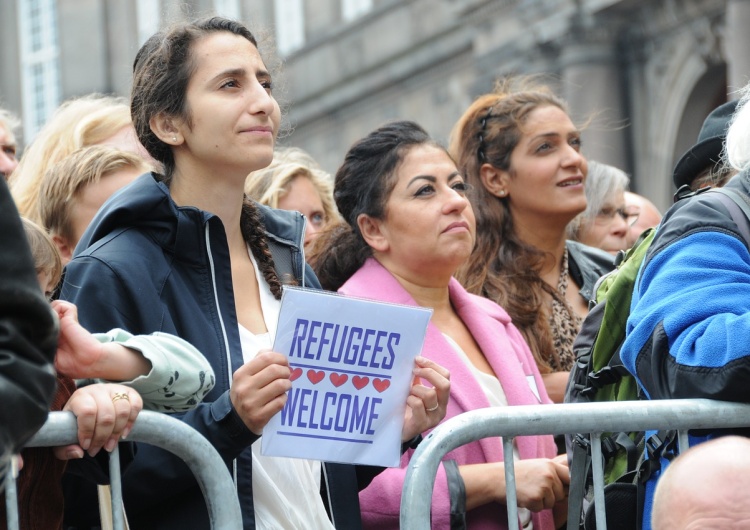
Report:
4,410,243,530
401,399,750,530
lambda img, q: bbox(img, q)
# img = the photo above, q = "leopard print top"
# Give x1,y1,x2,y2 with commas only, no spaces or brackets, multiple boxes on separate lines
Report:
547,249,582,372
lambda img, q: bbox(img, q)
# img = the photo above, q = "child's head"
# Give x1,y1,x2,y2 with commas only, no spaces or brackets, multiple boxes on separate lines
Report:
38,145,152,263
21,217,62,299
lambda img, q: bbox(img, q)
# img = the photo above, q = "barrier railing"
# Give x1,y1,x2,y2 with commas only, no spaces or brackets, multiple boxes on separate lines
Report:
400,399,750,530
4,410,243,530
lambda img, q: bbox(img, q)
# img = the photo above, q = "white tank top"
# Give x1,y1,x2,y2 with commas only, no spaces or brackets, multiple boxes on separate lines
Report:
239,248,334,530
443,333,533,529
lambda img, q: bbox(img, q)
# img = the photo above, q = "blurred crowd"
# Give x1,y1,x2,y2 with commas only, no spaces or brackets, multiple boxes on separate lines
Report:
1,13,746,530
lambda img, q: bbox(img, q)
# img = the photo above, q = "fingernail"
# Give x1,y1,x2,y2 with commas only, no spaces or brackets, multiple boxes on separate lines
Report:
81,438,91,450
121,427,130,440
67,448,84,459
105,438,117,452
88,448,100,458
415,356,426,363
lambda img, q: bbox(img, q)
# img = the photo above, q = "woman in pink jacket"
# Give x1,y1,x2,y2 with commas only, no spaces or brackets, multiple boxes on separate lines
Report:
310,121,567,529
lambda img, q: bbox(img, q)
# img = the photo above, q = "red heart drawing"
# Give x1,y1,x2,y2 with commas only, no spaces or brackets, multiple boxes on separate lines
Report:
289,368,303,381
373,378,390,393
352,376,369,390
307,370,325,384
330,373,348,387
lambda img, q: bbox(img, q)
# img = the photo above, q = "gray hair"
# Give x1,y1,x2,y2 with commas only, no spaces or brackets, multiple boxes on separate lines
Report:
0,108,21,145
568,160,630,239
726,86,750,172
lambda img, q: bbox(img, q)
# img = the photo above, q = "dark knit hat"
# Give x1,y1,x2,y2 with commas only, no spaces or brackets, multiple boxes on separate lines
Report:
673,99,739,189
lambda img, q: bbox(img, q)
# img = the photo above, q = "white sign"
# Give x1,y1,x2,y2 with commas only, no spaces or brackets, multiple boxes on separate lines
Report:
261,287,432,467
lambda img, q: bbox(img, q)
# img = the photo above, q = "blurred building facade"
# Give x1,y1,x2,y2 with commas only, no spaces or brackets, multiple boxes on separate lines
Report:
1,0,748,209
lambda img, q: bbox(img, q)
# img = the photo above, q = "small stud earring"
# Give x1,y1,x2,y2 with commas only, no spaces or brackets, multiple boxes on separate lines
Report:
499,190,506,197
172,136,177,142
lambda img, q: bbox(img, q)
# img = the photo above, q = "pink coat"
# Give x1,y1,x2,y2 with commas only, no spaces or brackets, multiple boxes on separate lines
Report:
341,258,557,530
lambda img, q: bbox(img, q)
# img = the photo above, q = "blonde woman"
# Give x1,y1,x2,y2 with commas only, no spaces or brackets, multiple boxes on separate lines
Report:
246,147,340,249
9,94,153,222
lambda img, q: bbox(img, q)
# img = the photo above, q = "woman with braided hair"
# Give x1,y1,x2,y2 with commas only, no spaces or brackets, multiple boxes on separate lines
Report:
59,16,448,529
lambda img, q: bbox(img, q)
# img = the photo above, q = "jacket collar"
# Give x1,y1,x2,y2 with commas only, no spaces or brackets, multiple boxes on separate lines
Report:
567,239,616,302
75,172,305,265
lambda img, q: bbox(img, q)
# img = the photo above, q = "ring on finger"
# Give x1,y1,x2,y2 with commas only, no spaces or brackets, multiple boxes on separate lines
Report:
426,403,439,412
112,392,130,404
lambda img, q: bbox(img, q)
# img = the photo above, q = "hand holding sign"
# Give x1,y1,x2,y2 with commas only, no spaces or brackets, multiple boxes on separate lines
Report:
262,287,433,466
230,350,292,435
401,356,450,443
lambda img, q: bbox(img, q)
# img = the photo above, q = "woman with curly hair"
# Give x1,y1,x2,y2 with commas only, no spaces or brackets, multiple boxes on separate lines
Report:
449,79,614,402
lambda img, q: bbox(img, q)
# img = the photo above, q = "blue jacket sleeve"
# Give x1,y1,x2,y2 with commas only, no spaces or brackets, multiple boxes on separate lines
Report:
622,230,750,401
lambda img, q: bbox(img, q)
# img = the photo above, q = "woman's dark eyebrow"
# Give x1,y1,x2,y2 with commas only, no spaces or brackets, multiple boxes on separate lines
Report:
207,67,272,86
408,172,463,188
530,132,560,142
407,175,437,188
530,130,582,142
208,67,246,83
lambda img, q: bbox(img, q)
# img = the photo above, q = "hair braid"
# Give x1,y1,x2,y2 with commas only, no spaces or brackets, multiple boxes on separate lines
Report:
240,201,284,299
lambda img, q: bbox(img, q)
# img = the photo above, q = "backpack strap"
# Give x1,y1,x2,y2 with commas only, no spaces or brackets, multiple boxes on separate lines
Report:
567,436,592,530
636,430,679,485
583,351,632,394
613,431,641,472
711,187,750,246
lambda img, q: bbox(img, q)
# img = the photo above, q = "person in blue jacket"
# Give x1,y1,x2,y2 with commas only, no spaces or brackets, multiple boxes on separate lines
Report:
621,93,750,530
59,16,450,529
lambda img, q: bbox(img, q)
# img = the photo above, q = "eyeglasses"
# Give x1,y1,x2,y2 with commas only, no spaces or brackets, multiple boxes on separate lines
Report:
595,206,640,227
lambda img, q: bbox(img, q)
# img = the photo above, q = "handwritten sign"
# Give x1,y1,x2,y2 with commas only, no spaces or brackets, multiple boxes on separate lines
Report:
261,287,432,467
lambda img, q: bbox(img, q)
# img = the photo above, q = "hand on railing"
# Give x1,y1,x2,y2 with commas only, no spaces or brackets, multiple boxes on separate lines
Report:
54,384,143,460
500,455,569,513
23,410,243,529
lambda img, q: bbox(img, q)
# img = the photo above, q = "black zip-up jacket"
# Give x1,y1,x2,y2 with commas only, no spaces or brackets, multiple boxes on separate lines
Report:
567,240,616,304
61,173,377,529
0,177,57,481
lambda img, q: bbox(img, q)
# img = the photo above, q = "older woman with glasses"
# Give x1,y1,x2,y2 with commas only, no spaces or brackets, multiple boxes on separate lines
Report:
568,160,638,255
449,78,615,403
